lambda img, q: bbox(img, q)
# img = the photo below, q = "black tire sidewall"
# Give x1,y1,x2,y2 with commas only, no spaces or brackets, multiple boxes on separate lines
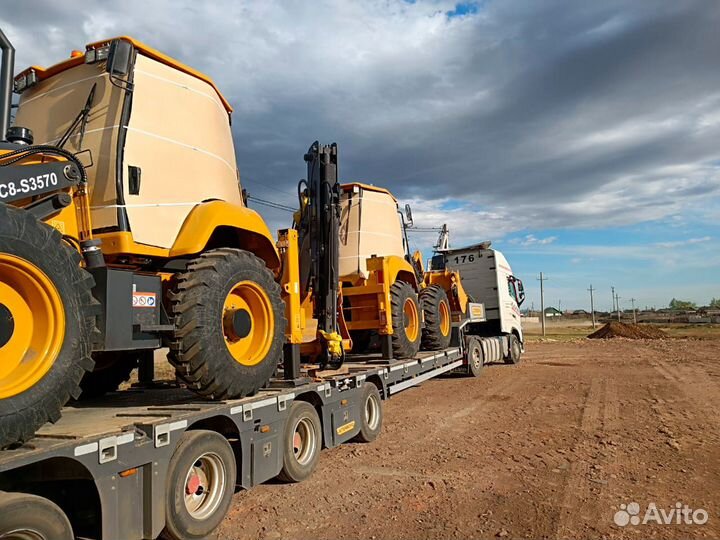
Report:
506,335,522,364
0,204,94,445
278,402,322,483
0,492,74,540
420,285,452,351
204,256,282,390
163,430,237,540
170,249,285,399
467,339,484,377
356,383,383,442
390,281,421,358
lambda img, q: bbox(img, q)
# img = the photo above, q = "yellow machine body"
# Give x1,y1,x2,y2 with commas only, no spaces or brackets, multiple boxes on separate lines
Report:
13,37,277,269
338,183,419,338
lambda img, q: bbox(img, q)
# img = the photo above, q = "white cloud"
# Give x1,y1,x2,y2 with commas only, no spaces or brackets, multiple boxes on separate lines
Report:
2,0,719,238
509,234,558,246
655,236,712,248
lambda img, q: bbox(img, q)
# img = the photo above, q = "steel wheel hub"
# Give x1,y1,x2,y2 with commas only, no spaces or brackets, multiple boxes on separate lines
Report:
183,452,226,520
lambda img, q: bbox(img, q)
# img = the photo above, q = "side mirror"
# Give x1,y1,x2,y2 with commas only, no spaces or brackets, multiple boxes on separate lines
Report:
405,203,414,228
106,40,133,77
515,278,526,306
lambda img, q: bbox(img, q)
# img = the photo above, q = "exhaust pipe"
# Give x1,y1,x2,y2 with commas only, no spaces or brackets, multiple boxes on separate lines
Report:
0,29,15,141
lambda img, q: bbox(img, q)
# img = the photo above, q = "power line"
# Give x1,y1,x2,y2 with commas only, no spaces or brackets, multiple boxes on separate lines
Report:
242,175,298,206
246,195,295,213
242,174,297,198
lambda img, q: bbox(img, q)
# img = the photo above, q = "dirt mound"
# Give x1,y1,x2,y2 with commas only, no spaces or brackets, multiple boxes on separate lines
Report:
587,322,667,340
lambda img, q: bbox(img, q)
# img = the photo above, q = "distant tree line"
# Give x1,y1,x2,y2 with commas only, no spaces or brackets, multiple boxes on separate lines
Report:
668,298,720,310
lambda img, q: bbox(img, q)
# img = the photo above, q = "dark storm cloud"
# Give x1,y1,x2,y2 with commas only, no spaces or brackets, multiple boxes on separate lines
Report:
1,0,718,234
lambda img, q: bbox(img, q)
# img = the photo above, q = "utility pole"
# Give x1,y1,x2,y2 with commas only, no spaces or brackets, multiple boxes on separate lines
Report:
611,286,616,313
631,298,637,324
615,293,621,322
558,299,562,314
588,284,596,329
538,272,548,337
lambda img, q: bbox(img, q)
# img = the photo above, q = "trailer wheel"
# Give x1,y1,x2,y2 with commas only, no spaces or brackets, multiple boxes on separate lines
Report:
420,285,452,350
354,383,383,443
466,338,484,377
161,430,236,540
0,491,74,540
505,335,522,365
78,351,139,399
0,203,97,447
277,401,322,483
389,281,421,358
168,248,285,399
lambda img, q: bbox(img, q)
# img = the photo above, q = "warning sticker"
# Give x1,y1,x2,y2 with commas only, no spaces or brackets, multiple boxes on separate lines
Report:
132,292,157,308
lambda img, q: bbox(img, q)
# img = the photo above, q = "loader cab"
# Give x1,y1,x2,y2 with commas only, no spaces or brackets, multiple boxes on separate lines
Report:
338,183,407,282
12,37,247,252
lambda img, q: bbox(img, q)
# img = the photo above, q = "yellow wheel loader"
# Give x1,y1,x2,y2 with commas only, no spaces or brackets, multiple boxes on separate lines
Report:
338,183,422,359
0,34,293,446
338,184,469,358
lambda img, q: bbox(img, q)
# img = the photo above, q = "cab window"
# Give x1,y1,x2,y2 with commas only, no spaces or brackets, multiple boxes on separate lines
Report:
508,279,517,301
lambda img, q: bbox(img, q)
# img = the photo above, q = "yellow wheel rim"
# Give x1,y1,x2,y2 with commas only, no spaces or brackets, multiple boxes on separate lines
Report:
0,254,65,399
222,281,274,367
403,297,419,342
439,299,451,337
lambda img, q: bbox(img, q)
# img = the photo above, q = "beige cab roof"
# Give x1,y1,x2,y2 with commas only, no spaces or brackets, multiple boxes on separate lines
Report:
341,182,398,202
14,36,233,113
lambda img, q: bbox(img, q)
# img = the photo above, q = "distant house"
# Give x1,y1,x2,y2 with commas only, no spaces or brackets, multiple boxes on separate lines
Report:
572,309,589,315
544,307,563,317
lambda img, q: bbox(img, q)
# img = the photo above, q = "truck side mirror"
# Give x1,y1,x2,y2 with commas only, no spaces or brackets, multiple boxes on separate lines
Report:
106,40,133,77
404,203,414,228
516,278,526,306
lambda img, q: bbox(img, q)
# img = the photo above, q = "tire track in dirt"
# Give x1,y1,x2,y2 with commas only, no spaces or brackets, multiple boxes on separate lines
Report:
217,339,720,540
648,354,720,427
552,375,620,539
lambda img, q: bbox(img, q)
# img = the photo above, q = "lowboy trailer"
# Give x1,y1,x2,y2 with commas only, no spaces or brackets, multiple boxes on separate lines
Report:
0,322,518,540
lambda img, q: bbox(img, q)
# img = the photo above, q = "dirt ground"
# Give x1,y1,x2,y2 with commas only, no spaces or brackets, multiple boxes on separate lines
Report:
216,337,720,540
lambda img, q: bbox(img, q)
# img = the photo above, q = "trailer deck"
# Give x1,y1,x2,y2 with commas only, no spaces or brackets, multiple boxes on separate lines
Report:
0,346,468,540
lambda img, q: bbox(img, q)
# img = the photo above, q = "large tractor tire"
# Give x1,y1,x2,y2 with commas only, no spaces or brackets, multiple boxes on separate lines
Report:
168,248,285,399
0,203,96,447
389,280,421,359
420,285,452,350
79,351,139,399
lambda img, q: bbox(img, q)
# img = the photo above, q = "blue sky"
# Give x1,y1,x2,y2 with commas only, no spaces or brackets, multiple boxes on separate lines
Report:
399,201,719,311
3,0,719,309
498,222,720,312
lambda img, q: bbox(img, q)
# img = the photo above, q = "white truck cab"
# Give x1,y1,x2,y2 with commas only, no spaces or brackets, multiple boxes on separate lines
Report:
431,242,525,345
